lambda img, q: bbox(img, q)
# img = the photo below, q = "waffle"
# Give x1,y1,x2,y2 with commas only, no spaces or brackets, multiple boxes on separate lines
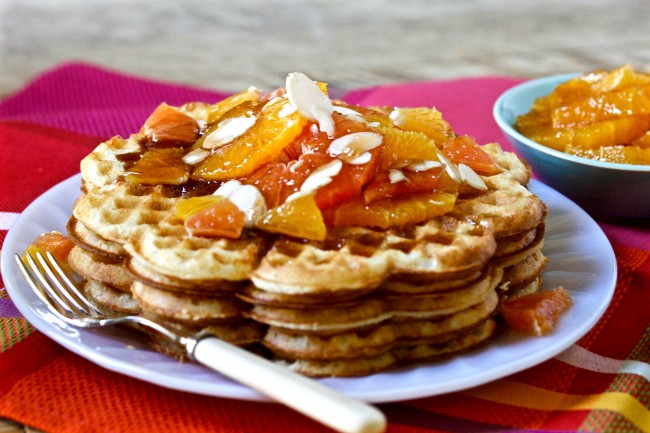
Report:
63,74,556,377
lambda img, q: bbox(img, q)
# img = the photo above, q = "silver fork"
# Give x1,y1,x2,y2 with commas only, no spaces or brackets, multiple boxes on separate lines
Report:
16,251,386,433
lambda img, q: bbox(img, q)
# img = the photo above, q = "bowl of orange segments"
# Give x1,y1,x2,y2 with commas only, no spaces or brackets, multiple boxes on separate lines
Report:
493,64,650,220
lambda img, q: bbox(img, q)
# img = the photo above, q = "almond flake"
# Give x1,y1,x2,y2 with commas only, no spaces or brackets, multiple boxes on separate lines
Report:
214,180,244,197
333,106,366,123
437,152,461,183
389,169,407,184
213,180,267,227
202,115,257,149
278,101,297,118
389,108,405,126
182,148,210,165
286,159,342,202
327,132,383,164
407,159,443,172
458,163,488,190
347,152,373,165
286,72,335,136
229,184,268,227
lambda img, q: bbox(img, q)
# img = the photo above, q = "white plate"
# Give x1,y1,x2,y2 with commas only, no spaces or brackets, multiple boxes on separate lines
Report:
1,174,617,403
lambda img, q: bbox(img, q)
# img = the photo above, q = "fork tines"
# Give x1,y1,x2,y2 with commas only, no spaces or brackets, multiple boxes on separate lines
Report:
16,251,101,319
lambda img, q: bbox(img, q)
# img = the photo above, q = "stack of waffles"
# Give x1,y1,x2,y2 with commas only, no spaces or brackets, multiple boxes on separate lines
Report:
66,73,548,376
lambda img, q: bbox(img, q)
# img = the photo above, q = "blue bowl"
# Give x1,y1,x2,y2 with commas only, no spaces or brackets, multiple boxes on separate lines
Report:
493,73,650,220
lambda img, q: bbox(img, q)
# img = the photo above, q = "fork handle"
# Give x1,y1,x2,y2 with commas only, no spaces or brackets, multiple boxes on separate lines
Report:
191,336,386,433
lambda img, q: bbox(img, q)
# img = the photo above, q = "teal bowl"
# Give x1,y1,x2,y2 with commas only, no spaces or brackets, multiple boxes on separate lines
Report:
493,74,650,220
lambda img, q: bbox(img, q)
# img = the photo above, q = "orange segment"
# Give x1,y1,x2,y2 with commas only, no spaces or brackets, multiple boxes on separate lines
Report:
143,103,199,145
258,193,326,241
184,198,245,239
207,87,261,125
389,107,455,146
441,136,501,175
501,287,573,336
191,99,308,181
175,195,224,220
566,144,650,164
552,83,650,128
363,167,444,204
24,232,75,264
323,191,456,229
126,148,189,185
529,115,650,152
378,126,440,168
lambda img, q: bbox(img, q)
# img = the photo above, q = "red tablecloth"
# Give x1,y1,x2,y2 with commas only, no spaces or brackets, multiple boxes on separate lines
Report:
1,62,649,433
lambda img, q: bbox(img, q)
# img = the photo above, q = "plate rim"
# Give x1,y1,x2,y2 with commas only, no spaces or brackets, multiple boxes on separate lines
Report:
1,173,618,403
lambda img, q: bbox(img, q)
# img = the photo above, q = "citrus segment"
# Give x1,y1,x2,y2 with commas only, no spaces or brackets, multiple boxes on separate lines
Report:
551,83,650,128
323,191,456,229
143,103,199,145
258,193,326,241
363,167,444,204
378,126,440,168
501,287,573,336
191,99,308,181
126,148,189,185
184,198,245,239
566,143,650,164
529,115,650,151
206,87,261,125
175,195,224,220
24,232,76,264
441,136,501,175
390,107,454,145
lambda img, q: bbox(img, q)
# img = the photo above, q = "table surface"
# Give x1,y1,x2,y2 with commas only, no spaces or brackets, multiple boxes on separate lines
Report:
1,1,649,432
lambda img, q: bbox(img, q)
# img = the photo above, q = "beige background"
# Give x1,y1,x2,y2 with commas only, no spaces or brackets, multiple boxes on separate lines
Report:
1,0,649,431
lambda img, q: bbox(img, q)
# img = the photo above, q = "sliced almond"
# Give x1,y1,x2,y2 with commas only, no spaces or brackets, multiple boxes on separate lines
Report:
407,159,443,172
202,115,257,149
333,105,366,123
458,163,488,190
286,72,335,136
213,180,268,227
286,159,342,202
327,132,383,164
437,152,461,183
182,148,210,165
389,169,408,184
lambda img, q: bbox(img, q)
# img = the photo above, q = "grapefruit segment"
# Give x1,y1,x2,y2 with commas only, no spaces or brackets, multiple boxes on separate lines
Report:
501,287,573,336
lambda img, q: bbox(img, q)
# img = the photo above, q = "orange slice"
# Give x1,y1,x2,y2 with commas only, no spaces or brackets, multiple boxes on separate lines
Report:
126,148,189,185
441,136,501,175
175,195,224,220
323,191,456,229
24,232,75,264
566,144,650,164
501,287,573,336
184,198,245,239
143,103,199,145
363,167,444,204
206,87,261,125
529,115,650,151
389,107,454,146
551,83,650,128
258,193,326,241
378,126,440,168
191,99,308,181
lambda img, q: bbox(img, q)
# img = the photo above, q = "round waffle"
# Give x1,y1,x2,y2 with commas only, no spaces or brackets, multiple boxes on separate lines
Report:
64,84,555,377
68,246,133,292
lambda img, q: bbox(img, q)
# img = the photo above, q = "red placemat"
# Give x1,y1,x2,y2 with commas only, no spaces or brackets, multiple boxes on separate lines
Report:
1,62,649,433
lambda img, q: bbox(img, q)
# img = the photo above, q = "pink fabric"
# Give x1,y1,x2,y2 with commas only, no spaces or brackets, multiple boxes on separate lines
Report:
0,62,229,139
1,61,648,249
